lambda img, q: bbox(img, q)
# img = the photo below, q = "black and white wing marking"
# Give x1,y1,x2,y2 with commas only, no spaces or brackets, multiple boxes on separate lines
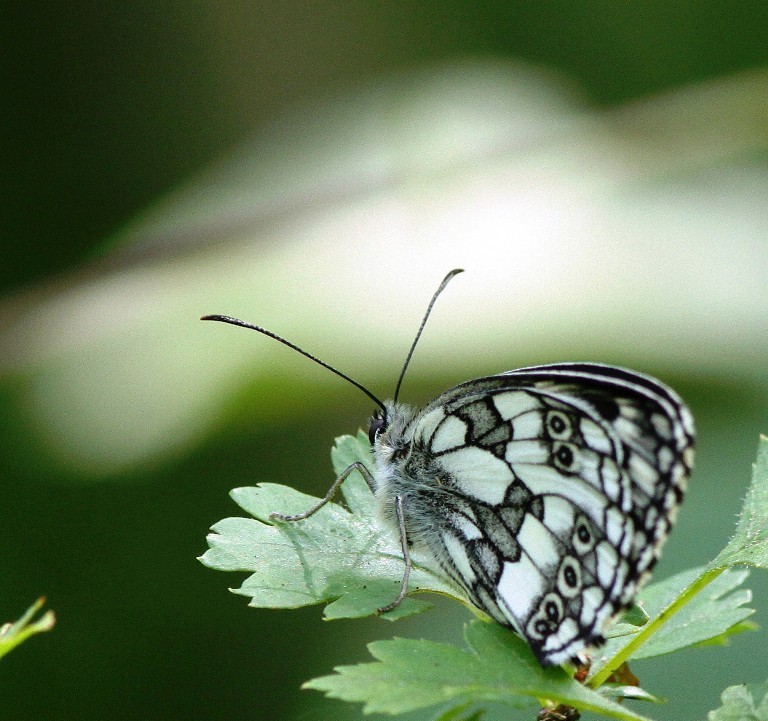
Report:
404,363,695,667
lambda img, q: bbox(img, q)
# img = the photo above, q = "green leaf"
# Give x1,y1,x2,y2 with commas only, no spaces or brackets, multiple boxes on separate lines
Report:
712,435,768,570
589,567,755,688
708,681,768,721
594,566,754,672
0,598,55,660
306,620,655,721
200,433,453,619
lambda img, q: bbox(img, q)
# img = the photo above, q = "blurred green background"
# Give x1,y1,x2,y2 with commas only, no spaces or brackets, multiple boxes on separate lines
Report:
2,3,768,720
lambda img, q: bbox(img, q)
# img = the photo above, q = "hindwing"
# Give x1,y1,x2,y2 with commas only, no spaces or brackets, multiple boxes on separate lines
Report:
403,362,694,666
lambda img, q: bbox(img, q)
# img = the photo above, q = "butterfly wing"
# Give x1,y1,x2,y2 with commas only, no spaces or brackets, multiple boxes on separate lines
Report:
404,362,695,666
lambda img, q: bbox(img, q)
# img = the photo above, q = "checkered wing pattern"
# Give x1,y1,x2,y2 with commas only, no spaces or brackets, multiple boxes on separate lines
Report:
388,363,695,666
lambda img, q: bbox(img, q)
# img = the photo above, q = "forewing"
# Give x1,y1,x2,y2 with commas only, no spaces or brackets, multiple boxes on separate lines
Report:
412,363,695,666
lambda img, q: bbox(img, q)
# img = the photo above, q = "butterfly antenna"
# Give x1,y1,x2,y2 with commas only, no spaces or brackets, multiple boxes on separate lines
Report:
200,314,387,414
392,268,464,403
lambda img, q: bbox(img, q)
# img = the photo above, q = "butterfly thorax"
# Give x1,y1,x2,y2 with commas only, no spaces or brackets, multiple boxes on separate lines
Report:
371,401,454,542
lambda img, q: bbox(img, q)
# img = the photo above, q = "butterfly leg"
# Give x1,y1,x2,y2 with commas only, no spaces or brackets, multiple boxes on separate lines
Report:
268,461,374,522
377,494,412,614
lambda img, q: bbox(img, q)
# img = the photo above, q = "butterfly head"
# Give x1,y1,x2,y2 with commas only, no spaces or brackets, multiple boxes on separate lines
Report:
367,401,415,457
368,408,387,445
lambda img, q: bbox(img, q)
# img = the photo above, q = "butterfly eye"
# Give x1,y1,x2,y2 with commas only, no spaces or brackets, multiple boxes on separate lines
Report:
368,412,387,444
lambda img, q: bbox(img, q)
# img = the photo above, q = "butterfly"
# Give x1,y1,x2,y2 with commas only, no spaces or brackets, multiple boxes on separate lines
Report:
202,269,695,667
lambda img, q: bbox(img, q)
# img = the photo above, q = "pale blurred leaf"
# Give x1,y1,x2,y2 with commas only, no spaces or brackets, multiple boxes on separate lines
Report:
2,64,767,472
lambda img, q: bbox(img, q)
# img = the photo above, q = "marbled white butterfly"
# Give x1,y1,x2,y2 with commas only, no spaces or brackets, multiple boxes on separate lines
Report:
202,269,695,667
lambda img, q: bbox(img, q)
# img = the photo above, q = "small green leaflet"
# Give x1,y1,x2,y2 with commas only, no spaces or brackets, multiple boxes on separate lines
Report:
708,681,768,721
0,598,55,661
